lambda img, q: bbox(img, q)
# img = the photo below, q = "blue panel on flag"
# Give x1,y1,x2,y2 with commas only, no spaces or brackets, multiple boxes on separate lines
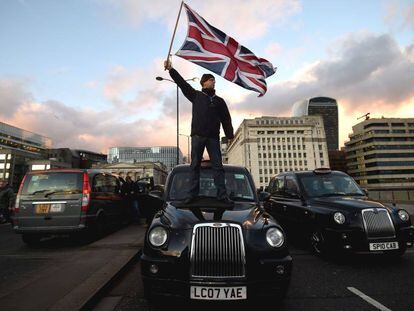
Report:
194,61,226,75
181,41,202,53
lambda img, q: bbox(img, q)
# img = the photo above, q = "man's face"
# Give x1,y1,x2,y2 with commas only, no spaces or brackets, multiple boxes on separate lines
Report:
0,181,5,188
202,77,215,89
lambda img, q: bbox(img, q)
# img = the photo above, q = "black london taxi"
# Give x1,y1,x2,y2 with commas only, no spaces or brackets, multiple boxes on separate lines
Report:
264,168,414,257
13,169,126,245
141,163,292,303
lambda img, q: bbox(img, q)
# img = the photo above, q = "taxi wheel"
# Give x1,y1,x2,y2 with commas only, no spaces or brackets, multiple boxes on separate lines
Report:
310,230,326,256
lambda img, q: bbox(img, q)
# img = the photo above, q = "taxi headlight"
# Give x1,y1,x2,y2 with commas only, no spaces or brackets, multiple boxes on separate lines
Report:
398,210,410,222
148,226,168,247
266,227,285,248
334,212,346,225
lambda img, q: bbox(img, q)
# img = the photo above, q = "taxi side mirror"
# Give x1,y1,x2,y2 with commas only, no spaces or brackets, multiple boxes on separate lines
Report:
259,191,271,202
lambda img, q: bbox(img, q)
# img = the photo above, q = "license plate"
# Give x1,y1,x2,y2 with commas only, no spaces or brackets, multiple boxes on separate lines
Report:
190,286,247,300
35,204,50,214
50,203,65,213
369,242,399,251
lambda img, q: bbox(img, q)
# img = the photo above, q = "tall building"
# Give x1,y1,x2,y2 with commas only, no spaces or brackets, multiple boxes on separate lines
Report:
0,121,52,154
292,97,339,150
345,118,414,200
225,116,329,188
108,146,184,171
0,122,52,189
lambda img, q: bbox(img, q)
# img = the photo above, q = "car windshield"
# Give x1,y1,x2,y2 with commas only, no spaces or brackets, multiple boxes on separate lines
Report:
299,174,365,198
22,172,83,195
168,170,255,202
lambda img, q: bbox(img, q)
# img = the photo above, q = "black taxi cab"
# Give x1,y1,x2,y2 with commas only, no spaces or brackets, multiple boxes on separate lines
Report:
264,168,414,257
141,163,292,303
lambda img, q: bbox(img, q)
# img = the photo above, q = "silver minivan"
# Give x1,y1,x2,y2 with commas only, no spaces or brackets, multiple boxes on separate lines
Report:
13,169,127,245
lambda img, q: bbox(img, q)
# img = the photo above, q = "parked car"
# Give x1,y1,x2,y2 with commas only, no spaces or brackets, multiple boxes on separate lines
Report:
13,169,127,245
141,162,292,303
264,168,414,257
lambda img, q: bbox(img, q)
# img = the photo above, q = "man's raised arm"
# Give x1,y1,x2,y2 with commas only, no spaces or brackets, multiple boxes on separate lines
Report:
164,59,196,102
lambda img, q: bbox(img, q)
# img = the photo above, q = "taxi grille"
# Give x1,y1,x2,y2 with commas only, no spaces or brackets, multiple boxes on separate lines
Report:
190,223,246,278
362,208,396,239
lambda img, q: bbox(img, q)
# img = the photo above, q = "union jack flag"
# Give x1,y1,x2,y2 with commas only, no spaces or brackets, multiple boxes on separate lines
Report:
176,3,276,96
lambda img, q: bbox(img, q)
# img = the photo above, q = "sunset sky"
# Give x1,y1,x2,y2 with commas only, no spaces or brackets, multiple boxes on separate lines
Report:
1,0,413,156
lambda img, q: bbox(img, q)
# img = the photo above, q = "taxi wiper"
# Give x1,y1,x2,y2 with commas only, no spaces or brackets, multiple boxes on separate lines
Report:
319,192,346,197
30,189,48,195
344,192,365,196
44,189,79,197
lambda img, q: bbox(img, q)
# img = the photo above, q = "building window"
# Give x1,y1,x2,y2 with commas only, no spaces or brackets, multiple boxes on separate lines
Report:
321,160,324,166
318,144,322,150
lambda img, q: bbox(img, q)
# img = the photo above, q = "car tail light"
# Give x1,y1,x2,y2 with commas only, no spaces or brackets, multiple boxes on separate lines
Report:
13,174,27,215
81,172,91,213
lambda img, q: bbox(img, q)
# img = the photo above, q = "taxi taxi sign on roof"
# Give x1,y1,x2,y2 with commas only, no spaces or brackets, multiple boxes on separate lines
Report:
313,168,331,174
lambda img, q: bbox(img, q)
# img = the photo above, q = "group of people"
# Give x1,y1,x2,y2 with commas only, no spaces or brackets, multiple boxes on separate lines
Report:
0,181,15,224
120,176,149,224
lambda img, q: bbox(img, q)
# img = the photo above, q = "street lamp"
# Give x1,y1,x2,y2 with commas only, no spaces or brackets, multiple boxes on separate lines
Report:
156,75,197,166
179,133,191,163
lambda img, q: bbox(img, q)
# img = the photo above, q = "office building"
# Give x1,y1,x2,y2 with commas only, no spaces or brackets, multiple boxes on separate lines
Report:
345,118,414,201
0,122,52,189
292,97,339,150
108,146,183,171
225,116,329,188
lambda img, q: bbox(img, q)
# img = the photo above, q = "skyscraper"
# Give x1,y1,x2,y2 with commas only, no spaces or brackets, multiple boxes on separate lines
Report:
292,97,339,150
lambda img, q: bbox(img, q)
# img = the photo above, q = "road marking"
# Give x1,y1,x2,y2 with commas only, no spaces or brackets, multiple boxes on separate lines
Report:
0,223,11,227
347,287,392,311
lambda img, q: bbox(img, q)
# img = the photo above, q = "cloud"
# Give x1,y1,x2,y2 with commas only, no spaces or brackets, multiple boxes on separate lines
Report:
235,33,414,113
384,2,414,31
231,33,414,146
0,78,33,117
99,0,301,41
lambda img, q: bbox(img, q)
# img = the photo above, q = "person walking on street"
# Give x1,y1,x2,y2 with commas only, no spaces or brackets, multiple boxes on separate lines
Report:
121,176,140,223
0,181,15,224
164,59,234,204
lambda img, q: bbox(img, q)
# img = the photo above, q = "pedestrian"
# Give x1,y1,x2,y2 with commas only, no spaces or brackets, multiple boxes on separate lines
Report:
121,176,140,223
0,180,15,224
164,59,234,204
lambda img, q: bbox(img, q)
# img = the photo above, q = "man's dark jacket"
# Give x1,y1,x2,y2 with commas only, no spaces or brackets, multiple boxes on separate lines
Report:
169,68,234,140
0,184,14,210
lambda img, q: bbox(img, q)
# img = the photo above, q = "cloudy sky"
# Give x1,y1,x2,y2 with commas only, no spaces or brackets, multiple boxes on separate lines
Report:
1,0,413,156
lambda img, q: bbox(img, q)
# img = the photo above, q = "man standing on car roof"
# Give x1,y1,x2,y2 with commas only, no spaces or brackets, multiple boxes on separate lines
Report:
164,59,234,204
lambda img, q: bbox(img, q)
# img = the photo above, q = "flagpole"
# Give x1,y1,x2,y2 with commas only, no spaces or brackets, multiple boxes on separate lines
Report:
166,1,184,64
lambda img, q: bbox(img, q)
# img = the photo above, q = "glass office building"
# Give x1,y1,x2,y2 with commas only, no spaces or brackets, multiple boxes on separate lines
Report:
108,146,183,171
292,97,339,150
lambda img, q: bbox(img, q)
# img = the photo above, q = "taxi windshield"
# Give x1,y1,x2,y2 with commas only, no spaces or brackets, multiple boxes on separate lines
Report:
168,171,255,202
299,174,364,198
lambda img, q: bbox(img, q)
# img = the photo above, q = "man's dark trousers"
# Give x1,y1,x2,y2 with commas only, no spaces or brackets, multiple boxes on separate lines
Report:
188,135,226,199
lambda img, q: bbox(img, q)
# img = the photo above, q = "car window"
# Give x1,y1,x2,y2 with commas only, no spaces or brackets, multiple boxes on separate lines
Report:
285,176,299,196
299,174,364,197
93,174,119,193
22,172,83,195
275,176,285,194
169,171,255,201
